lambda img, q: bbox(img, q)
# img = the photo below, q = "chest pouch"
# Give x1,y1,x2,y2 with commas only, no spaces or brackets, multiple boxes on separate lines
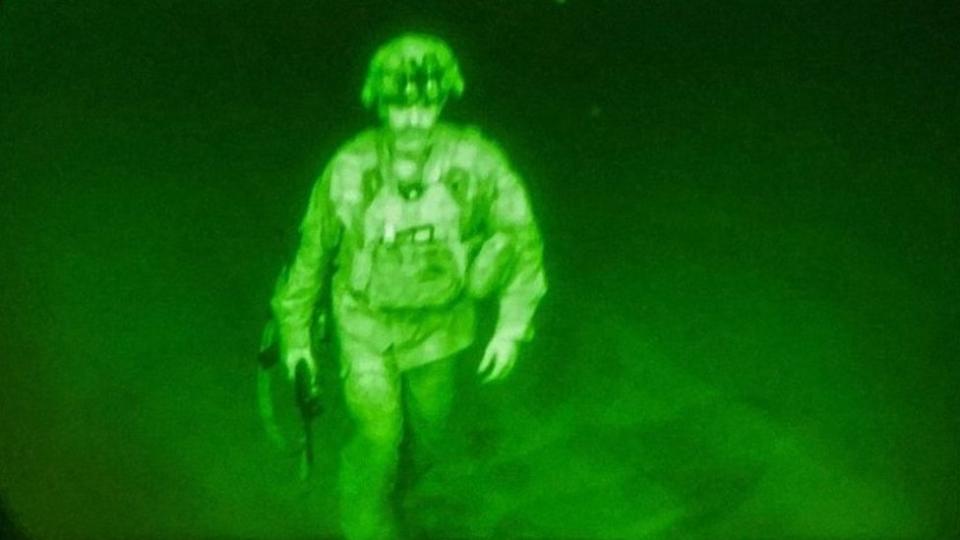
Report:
353,240,465,310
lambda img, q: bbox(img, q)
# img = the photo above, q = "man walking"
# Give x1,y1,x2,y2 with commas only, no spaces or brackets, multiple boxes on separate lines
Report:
271,33,547,540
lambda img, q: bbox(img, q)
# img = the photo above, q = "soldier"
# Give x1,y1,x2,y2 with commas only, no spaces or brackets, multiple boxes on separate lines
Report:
271,33,547,540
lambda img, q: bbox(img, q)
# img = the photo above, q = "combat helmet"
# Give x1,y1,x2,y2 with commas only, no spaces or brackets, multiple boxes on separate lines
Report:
361,33,465,114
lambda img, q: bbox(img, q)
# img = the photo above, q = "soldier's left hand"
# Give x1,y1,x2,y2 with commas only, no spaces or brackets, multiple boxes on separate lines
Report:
478,337,519,383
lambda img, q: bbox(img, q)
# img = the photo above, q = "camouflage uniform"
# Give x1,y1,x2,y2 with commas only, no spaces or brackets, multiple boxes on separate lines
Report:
272,121,546,539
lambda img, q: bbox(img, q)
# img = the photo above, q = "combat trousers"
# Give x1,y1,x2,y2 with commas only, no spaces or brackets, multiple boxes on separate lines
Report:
338,338,458,540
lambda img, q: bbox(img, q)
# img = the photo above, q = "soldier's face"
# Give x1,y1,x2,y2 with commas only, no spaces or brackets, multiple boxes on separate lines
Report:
386,104,441,152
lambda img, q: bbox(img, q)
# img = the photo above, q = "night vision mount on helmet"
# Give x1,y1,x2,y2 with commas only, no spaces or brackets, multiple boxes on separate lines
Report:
361,33,465,113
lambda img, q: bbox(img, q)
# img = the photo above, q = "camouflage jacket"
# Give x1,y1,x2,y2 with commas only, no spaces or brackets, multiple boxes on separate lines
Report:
271,123,546,370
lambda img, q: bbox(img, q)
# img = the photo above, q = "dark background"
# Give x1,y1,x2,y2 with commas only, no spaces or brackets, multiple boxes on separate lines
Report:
1,0,958,538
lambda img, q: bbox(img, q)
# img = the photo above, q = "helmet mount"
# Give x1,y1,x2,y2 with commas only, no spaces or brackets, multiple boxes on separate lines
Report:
362,33,465,115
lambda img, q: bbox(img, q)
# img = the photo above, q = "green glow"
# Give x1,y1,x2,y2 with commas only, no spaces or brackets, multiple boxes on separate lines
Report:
1,2,957,540
272,32,547,540
361,33,465,113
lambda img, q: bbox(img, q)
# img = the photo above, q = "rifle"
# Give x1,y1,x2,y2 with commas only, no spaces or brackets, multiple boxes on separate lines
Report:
258,317,323,481
294,358,322,475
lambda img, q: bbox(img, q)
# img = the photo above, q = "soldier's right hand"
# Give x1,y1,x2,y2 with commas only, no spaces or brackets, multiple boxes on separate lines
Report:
284,347,317,381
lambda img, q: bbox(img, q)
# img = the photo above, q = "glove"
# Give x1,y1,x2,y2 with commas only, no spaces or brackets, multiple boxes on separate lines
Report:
477,336,519,384
284,346,316,381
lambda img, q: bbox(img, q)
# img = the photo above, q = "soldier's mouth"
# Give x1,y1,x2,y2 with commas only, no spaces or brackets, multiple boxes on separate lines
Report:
394,130,431,152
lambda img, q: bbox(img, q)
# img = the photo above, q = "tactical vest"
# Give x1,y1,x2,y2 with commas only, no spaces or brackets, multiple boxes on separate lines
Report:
344,130,488,311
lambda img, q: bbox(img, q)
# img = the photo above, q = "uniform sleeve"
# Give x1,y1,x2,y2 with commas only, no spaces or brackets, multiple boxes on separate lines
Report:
478,140,548,342
270,161,342,353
